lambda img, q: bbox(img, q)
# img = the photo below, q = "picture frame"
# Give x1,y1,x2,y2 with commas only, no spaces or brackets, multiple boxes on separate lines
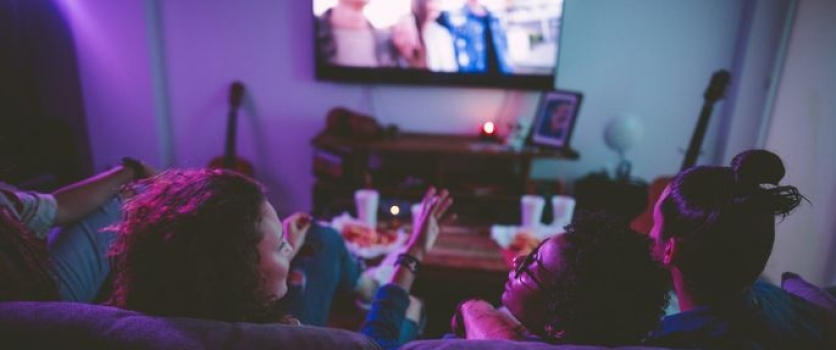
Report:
529,90,583,149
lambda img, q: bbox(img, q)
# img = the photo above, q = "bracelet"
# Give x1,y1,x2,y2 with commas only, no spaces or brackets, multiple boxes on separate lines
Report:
394,253,421,274
121,157,146,180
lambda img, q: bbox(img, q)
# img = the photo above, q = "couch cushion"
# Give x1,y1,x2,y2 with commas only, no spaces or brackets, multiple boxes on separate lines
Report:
781,272,836,315
402,339,674,350
0,301,380,350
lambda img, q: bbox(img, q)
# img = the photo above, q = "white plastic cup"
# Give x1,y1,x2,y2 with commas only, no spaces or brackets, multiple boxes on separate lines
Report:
354,189,379,228
551,195,576,227
520,195,545,228
411,203,423,229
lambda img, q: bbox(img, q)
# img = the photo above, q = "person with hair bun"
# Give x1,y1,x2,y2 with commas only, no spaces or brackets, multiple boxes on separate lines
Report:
646,149,836,349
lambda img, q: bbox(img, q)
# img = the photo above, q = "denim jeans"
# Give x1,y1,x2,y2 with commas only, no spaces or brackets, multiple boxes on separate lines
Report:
47,196,122,302
283,223,421,341
281,222,363,326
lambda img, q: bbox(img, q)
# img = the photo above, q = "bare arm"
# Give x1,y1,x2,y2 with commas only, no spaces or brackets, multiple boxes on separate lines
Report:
52,160,155,226
389,188,453,291
455,300,527,340
361,188,453,350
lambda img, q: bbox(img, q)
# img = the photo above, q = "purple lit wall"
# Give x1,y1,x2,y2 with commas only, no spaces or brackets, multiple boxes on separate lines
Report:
53,0,163,170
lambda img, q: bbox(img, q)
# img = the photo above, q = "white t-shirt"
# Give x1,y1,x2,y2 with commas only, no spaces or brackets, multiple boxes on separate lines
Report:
423,22,458,72
332,27,379,67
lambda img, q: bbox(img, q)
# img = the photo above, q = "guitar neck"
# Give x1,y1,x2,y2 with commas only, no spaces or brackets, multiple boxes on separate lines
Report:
223,108,238,168
679,70,730,172
680,103,715,171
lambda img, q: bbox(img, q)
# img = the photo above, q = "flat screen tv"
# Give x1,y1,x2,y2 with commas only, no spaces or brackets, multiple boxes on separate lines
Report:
314,0,565,90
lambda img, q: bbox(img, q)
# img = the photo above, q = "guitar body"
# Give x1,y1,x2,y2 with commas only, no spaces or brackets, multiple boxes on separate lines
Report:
208,81,254,177
631,71,730,234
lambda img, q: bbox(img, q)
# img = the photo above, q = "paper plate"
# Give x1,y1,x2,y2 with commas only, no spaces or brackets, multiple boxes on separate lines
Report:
329,213,408,259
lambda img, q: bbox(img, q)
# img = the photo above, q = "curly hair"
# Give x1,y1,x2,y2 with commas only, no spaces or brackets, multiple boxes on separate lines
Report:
108,169,285,323
0,206,59,301
660,149,804,302
545,211,670,346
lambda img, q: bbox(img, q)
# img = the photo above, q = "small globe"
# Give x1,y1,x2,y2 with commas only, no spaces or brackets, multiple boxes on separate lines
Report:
604,116,643,154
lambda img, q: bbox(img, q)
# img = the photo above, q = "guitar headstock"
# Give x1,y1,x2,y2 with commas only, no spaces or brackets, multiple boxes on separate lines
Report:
230,81,245,108
703,70,731,103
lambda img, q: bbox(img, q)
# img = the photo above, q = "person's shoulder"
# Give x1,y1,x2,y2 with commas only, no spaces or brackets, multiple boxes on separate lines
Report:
315,8,333,28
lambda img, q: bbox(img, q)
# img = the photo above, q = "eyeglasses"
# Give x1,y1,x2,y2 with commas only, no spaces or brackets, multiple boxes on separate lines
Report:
514,239,550,292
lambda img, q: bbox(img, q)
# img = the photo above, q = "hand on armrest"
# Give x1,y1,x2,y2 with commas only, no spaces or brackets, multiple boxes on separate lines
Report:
453,299,527,340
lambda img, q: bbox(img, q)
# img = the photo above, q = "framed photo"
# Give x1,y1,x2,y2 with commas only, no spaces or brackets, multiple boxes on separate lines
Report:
529,90,583,149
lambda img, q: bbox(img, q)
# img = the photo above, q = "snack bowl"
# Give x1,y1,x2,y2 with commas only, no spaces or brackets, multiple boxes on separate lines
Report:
329,213,408,259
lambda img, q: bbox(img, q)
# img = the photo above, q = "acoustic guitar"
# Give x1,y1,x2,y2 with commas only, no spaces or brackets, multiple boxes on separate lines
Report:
631,70,731,233
208,81,254,176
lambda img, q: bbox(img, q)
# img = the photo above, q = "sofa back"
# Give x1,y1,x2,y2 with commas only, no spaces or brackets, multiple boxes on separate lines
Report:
402,339,673,350
0,301,380,350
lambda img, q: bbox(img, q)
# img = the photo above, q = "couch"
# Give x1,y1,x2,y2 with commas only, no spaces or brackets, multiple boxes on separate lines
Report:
2,274,832,350
0,301,379,350
0,301,671,350
402,340,670,350
0,302,672,350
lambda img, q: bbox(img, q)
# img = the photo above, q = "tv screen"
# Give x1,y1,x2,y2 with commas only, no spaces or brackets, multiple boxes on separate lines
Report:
314,0,565,90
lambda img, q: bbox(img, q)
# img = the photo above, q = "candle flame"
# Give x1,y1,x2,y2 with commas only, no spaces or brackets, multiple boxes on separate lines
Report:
483,121,495,134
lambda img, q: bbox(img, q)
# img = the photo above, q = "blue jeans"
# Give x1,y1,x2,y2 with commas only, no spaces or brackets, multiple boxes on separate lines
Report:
47,196,122,302
283,223,422,342
281,223,363,326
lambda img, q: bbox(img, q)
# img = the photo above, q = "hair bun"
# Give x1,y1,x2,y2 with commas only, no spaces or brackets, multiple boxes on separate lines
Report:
731,150,785,185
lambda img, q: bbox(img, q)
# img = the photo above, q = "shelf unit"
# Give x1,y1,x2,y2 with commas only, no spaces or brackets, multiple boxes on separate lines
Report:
311,132,577,225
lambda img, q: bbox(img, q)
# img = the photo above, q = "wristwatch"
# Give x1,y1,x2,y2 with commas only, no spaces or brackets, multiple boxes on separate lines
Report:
394,253,421,274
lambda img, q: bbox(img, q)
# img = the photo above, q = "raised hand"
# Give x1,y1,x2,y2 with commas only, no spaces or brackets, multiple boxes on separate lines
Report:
406,188,454,259
283,212,312,258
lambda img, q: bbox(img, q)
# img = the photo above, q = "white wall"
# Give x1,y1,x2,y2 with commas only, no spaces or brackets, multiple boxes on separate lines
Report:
534,0,744,183
761,0,836,286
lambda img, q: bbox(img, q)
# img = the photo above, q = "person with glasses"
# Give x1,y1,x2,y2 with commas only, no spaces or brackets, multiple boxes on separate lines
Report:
452,211,670,346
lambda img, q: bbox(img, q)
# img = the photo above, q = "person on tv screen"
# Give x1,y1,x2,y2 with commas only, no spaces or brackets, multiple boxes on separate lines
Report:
438,0,512,74
316,0,398,68
392,0,458,72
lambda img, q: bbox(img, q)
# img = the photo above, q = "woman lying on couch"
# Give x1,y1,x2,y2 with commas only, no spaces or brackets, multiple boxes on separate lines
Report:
106,169,447,337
